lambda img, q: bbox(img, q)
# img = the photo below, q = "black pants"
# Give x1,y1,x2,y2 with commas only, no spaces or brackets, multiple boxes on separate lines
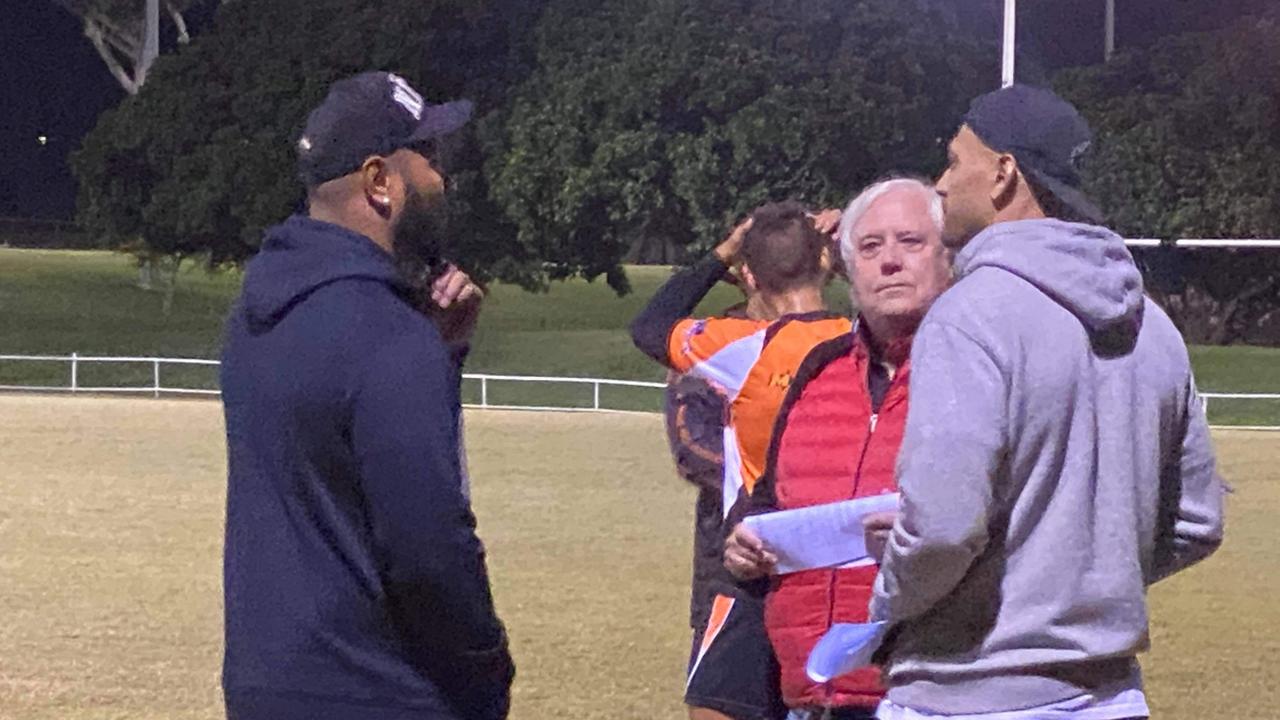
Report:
225,688,458,720
685,593,787,720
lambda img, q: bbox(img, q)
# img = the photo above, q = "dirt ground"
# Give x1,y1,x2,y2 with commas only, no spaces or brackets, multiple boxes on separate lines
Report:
0,395,1275,719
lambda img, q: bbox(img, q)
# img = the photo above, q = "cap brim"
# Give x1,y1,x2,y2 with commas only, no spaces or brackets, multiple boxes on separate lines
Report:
1023,166,1104,225
409,99,474,142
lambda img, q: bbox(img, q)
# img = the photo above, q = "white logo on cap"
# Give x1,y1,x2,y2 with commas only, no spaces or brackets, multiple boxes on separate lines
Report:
388,74,424,120
1070,140,1091,168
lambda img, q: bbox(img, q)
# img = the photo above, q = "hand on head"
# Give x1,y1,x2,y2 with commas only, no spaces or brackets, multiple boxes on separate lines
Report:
715,217,753,265
809,208,842,237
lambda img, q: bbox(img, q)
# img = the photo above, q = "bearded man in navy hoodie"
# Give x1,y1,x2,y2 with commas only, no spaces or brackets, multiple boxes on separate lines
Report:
220,72,513,720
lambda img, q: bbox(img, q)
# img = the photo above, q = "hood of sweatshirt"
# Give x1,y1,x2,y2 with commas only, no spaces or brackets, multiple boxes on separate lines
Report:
240,215,404,332
954,218,1144,343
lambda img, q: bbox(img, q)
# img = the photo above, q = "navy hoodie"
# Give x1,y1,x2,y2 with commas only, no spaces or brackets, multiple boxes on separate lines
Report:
220,215,513,720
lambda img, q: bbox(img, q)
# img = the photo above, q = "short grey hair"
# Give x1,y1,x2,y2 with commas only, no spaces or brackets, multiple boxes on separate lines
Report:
836,176,944,273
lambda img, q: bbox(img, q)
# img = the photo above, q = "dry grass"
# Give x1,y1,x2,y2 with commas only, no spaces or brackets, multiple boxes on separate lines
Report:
0,395,1275,719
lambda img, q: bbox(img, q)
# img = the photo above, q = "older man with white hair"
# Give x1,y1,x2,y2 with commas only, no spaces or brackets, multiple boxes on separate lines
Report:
724,177,952,720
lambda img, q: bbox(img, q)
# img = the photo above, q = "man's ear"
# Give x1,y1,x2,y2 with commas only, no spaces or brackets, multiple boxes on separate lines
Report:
818,244,834,275
740,263,759,293
360,157,393,216
991,153,1019,209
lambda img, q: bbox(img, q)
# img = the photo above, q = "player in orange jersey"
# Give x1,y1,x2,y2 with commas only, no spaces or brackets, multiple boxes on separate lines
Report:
632,201,848,720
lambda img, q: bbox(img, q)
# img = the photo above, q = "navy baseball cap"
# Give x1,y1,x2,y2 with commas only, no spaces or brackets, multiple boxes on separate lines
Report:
962,84,1103,224
296,71,473,187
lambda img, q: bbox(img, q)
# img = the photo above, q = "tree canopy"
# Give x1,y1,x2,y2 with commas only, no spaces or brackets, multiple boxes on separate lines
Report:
73,0,540,274
1058,12,1280,343
70,0,1280,343
73,0,993,294
485,0,994,291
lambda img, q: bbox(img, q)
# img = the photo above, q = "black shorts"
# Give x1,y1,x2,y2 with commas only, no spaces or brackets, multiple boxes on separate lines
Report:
685,593,786,720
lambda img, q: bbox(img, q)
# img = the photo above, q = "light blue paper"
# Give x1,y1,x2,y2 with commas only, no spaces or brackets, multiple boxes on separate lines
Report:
805,621,890,682
743,493,900,575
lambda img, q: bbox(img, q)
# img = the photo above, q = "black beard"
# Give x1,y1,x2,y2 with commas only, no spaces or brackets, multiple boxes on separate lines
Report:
392,189,449,306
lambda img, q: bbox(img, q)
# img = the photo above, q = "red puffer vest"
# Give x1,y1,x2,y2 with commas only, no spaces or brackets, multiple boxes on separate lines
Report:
752,328,910,710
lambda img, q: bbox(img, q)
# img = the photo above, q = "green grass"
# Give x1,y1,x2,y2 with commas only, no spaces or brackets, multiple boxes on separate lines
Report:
1188,346,1280,426
3,399,1278,719
0,248,1277,423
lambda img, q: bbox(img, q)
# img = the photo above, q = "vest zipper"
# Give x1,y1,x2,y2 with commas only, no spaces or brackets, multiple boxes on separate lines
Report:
822,409,879,703
818,351,905,703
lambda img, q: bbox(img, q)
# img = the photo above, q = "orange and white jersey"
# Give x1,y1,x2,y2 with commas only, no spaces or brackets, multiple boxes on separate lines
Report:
667,313,852,516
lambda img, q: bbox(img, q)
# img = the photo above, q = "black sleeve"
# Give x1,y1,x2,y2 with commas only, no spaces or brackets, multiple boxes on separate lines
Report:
351,329,513,720
630,253,730,365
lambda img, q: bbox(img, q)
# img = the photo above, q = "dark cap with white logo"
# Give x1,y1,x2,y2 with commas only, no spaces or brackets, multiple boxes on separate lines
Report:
295,71,473,187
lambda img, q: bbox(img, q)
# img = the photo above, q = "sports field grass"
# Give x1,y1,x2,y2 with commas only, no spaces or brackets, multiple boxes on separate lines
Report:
1,248,1278,423
0,248,795,382
0,395,1274,719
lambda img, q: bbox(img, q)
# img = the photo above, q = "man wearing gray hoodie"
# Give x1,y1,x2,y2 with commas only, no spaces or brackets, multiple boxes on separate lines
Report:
868,85,1225,719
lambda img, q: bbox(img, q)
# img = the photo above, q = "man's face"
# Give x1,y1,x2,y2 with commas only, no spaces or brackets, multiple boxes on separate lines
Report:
390,149,449,278
848,187,951,333
935,125,1000,249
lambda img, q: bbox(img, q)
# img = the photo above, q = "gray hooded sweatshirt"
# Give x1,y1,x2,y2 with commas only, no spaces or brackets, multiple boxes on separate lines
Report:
869,219,1225,714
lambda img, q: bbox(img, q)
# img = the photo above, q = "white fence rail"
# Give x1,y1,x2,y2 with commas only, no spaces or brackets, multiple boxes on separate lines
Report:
459,373,665,413
0,354,222,398
1,354,1278,425
0,354,665,412
1123,238,1280,248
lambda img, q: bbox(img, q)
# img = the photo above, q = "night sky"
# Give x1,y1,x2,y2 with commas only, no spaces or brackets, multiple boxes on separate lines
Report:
0,0,1264,221
2,0,123,219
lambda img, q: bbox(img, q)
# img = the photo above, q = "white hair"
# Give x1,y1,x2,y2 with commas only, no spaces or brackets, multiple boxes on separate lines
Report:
836,177,944,274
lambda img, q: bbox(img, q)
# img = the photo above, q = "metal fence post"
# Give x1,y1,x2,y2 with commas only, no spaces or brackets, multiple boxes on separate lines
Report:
480,377,488,407
1201,395,1209,417
593,381,600,411
70,353,79,392
153,360,161,398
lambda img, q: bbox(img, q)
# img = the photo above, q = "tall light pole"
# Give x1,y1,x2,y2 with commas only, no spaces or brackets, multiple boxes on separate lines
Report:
48,0,191,95
1002,0,1017,87
139,0,160,87
1105,0,1116,61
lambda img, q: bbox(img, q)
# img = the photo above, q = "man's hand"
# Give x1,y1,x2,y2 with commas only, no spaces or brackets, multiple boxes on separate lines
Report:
724,522,777,580
810,208,842,236
428,265,485,347
862,511,898,564
714,217,753,265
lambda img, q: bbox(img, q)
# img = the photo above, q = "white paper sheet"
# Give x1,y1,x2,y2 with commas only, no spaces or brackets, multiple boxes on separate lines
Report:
743,493,900,575
805,621,890,682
